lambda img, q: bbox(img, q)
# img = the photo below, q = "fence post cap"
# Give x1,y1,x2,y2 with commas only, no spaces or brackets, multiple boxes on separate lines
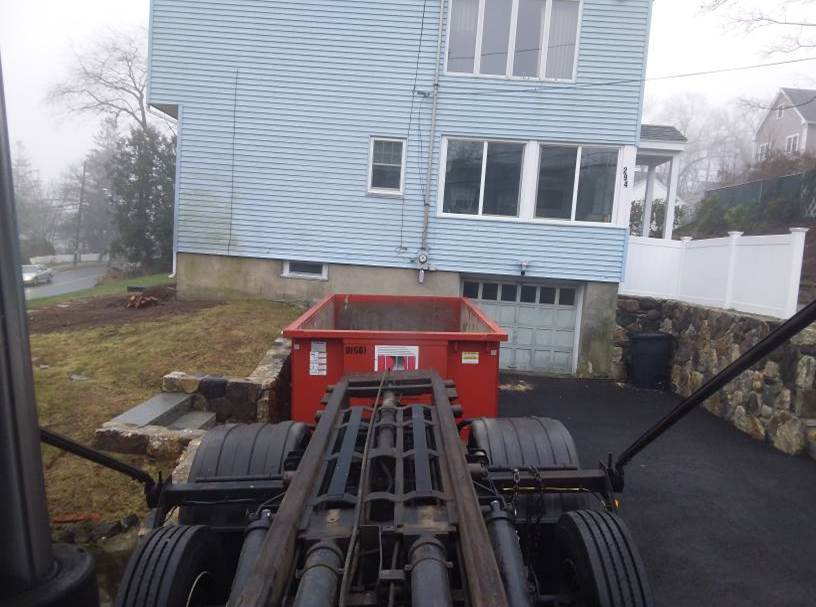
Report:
728,231,744,237
789,227,809,233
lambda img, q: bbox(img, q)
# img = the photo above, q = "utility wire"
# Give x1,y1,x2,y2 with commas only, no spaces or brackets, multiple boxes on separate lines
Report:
446,55,816,98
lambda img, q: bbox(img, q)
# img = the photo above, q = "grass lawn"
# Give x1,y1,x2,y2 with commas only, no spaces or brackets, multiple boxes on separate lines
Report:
27,273,175,310
31,298,303,523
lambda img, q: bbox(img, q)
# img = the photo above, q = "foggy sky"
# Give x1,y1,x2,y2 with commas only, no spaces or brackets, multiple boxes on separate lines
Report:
1,0,814,183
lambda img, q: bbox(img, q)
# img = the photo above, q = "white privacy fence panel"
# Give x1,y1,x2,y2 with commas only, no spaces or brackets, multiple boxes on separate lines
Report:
620,229,808,319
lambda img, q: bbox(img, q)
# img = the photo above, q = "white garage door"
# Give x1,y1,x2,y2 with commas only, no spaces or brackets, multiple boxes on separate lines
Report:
463,280,579,374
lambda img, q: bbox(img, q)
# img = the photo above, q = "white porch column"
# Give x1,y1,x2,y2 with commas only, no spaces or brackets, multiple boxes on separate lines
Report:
662,155,680,240
641,165,656,238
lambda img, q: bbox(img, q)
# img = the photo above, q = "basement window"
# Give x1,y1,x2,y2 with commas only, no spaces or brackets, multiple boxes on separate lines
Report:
282,261,328,280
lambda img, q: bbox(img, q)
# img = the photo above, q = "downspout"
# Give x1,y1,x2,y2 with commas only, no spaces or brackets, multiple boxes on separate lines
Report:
418,0,445,283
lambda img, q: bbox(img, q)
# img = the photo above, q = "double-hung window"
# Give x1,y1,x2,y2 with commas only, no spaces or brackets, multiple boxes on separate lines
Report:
785,134,800,154
368,138,406,194
441,138,619,223
757,143,770,162
442,139,525,217
447,0,581,80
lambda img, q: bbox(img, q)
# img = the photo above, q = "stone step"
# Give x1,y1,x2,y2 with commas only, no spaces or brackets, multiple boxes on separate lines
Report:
167,410,217,431
111,392,195,428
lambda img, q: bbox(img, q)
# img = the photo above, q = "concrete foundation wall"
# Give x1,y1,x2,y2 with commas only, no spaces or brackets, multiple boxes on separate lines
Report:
577,282,619,378
176,253,460,301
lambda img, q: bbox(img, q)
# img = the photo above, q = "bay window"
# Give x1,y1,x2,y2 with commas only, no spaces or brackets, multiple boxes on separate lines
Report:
441,138,619,224
447,0,580,80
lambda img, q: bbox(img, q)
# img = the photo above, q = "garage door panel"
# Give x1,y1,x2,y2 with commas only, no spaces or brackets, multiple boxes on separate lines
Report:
515,327,534,346
552,351,572,373
464,281,578,375
497,306,517,324
556,309,577,327
519,307,552,325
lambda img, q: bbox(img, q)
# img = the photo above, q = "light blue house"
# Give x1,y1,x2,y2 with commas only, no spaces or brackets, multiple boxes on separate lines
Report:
148,0,665,376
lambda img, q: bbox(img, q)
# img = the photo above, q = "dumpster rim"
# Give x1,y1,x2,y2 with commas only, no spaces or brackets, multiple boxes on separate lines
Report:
282,294,508,342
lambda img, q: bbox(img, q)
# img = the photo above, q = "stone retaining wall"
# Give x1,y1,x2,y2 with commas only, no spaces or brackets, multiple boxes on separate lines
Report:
614,297,816,458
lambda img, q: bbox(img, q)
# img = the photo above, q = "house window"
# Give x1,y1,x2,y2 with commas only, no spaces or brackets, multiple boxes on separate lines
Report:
447,0,580,80
442,139,524,217
282,261,328,280
535,145,616,222
441,137,619,223
785,134,800,154
757,143,770,162
777,106,784,119
368,138,405,194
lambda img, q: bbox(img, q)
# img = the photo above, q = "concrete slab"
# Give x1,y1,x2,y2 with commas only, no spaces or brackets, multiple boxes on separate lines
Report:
110,392,193,427
167,411,216,431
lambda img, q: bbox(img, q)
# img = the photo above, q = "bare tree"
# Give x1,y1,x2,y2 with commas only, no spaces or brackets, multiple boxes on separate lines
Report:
48,30,150,131
704,0,816,53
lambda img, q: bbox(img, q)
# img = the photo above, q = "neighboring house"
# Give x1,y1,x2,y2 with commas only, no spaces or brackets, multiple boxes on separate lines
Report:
147,0,656,377
755,88,816,162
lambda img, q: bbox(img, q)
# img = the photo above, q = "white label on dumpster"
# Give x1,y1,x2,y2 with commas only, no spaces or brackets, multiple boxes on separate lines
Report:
374,345,419,371
461,351,479,365
309,341,327,376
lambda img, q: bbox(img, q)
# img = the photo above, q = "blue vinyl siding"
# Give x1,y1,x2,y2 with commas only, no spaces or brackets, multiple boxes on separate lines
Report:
149,0,650,283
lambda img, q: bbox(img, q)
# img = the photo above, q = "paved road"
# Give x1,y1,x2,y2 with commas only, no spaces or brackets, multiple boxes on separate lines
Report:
25,264,108,300
500,374,816,607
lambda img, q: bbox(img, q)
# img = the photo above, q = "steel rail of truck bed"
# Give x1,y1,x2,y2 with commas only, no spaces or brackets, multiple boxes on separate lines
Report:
229,370,510,607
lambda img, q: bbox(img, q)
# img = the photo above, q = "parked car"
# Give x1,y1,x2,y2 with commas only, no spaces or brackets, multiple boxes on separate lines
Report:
21,264,53,286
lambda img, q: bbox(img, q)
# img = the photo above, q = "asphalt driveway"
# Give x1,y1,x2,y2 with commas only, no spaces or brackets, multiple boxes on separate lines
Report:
499,374,816,607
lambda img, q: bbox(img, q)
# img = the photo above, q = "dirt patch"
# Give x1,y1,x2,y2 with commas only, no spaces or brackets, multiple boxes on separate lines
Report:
27,284,216,333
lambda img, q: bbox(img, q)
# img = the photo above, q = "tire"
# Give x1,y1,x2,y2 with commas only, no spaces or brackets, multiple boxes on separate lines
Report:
555,510,653,607
469,417,594,522
180,421,309,526
469,417,581,469
116,525,227,607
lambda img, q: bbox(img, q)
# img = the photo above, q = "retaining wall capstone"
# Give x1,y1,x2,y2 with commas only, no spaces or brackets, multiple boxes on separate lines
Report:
614,297,816,458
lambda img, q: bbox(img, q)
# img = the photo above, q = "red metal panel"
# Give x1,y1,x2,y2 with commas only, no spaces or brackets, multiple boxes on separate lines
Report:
284,295,507,422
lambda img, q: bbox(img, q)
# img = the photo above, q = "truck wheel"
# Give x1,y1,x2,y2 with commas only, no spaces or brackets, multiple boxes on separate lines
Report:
180,421,309,525
555,510,653,607
469,417,593,521
116,525,226,607
469,417,580,469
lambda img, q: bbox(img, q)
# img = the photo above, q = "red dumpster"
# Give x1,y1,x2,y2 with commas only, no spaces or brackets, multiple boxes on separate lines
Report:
283,294,508,422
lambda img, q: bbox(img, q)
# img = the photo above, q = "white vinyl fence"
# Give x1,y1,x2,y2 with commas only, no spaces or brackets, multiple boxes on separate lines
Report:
620,228,808,319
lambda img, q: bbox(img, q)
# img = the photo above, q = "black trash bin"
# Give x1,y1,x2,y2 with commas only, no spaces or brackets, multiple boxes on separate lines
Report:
628,331,674,390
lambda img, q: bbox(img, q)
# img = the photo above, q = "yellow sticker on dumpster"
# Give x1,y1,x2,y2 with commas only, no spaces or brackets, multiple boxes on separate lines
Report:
461,351,479,365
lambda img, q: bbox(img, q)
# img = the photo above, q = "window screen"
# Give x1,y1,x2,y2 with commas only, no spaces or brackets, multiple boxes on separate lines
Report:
443,140,484,215
536,146,577,219
482,143,523,216
545,0,580,80
575,147,617,222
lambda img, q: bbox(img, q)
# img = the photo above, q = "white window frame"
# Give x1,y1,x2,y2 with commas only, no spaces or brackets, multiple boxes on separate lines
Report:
785,134,800,154
436,136,621,227
757,142,770,162
445,0,582,83
281,260,329,281
367,137,407,196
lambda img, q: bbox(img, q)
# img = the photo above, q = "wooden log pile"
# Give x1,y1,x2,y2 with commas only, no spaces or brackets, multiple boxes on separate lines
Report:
126,294,159,309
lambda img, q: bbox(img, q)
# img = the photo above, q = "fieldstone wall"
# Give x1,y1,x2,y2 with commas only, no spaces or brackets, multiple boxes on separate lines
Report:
614,297,816,459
